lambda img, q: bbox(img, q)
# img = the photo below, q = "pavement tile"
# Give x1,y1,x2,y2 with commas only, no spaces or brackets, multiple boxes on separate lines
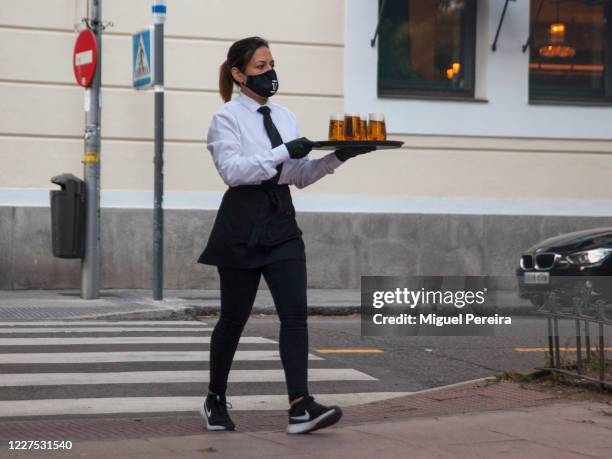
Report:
0,372,606,458
247,427,420,457
574,446,612,459
480,403,612,450
440,439,591,459
559,404,612,430
145,431,304,457
348,416,516,446
3,401,610,458
2,438,167,459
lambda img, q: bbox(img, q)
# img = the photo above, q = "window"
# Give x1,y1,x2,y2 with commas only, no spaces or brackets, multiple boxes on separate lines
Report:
529,0,612,102
377,0,478,99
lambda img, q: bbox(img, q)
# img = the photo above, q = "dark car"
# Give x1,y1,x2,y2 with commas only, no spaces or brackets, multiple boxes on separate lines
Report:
516,227,612,308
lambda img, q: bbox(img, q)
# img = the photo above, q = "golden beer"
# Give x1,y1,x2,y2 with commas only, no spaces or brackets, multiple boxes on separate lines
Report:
360,117,368,140
343,113,361,141
328,114,344,141
367,113,386,141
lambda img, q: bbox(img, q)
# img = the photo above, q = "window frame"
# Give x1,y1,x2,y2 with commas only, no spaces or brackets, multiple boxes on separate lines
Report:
376,0,478,100
528,1,612,104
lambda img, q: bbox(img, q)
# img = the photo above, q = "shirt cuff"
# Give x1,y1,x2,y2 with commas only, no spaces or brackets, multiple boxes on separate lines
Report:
324,152,344,170
270,144,290,165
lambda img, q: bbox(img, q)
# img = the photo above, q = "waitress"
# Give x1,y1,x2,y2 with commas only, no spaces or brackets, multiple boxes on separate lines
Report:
197,36,373,434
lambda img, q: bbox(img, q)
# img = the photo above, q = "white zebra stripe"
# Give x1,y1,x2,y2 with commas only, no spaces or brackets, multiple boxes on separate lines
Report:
0,336,271,345
0,350,322,364
0,368,377,386
0,392,412,417
0,321,207,326
0,327,213,333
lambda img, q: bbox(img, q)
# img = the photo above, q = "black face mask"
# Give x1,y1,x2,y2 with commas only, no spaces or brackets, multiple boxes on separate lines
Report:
244,69,279,98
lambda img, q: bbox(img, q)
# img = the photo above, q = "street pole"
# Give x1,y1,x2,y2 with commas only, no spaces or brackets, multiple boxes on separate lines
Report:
153,0,166,300
81,0,102,299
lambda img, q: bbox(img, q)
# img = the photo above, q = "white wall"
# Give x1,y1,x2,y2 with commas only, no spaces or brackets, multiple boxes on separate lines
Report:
0,0,344,192
346,0,612,139
2,0,612,210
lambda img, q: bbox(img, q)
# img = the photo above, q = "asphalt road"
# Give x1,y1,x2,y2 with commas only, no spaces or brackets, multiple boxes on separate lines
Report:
0,316,609,423
244,315,564,392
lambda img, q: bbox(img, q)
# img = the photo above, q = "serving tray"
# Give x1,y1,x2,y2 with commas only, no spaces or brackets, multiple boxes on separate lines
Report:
311,140,404,150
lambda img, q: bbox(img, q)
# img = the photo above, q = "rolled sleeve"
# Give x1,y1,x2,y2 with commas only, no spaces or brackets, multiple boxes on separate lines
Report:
289,152,344,189
325,152,344,170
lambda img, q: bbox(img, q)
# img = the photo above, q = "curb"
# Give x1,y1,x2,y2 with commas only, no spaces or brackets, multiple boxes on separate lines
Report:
61,305,536,321
404,376,499,395
59,305,537,321
54,304,362,321
191,305,362,317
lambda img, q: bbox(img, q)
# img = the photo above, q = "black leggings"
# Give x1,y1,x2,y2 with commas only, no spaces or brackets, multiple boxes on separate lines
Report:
208,258,309,402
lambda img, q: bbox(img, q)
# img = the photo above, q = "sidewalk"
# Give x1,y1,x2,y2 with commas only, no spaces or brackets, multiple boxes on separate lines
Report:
1,381,610,458
0,289,361,321
0,289,532,321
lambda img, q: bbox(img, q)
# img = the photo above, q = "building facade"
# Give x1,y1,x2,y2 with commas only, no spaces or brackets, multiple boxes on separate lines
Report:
1,0,612,290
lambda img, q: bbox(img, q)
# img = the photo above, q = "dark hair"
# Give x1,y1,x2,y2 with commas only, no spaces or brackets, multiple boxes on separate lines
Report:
219,36,269,103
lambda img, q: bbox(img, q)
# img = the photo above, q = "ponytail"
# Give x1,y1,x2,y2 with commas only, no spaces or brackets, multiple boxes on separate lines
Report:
218,36,269,102
219,60,234,103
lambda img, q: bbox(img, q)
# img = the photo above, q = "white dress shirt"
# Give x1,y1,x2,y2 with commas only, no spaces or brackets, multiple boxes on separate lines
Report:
206,91,344,188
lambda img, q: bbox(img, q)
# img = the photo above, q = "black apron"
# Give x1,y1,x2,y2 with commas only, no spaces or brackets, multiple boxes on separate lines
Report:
197,179,305,269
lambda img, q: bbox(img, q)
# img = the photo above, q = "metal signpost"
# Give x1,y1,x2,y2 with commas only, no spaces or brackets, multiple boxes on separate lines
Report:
133,1,166,300
74,1,102,299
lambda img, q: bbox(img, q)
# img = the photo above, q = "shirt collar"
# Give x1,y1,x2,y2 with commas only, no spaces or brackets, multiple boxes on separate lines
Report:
238,90,271,113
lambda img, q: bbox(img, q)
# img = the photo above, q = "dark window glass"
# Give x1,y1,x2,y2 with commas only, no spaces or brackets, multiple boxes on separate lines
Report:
529,0,612,102
378,0,477,98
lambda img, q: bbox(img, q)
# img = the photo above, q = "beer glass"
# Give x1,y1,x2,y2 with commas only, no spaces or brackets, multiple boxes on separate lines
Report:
328,114,344,141
368,113,387,141
343,113,360,141
360,114,368,141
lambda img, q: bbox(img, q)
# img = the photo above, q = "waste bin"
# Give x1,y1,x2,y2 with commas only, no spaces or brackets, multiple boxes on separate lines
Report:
50,173,86,258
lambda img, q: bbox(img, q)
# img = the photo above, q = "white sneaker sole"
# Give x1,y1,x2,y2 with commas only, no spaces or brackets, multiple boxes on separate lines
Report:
200,402,233,431
286,407,342,434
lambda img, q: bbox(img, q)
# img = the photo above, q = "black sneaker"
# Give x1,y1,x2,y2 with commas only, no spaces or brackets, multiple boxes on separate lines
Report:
200,393,236,431
286,395,342,434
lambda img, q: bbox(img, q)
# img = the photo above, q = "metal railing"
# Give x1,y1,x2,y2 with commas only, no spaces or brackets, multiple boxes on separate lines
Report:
537,284,611,390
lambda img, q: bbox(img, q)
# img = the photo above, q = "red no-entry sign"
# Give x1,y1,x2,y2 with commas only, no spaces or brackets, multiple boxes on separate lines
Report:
73,29,98,87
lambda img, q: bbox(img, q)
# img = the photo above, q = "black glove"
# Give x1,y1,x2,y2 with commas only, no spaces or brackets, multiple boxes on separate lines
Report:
285,137,314,159
334,147,376,162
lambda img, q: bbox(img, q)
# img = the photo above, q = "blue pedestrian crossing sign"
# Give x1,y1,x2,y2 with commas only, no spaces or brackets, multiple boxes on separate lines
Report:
132,27,155,89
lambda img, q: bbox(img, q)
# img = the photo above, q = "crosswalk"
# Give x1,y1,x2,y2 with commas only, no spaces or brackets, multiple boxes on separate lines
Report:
0,320,411,419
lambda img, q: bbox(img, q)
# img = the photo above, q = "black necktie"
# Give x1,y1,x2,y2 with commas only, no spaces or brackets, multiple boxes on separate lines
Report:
257,106,283,184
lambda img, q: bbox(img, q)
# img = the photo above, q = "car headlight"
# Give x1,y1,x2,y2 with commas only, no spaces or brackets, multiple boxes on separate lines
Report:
565,248,612,266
